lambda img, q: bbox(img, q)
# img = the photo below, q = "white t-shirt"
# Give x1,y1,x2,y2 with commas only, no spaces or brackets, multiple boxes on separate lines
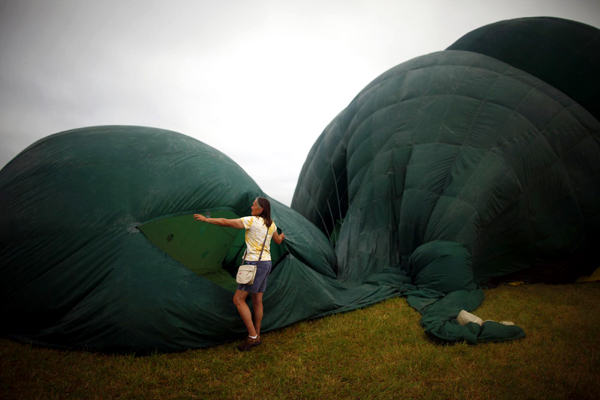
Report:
241,216,277,261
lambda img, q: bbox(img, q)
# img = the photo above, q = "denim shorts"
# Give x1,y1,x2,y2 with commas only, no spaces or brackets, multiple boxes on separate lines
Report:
237,260,272,293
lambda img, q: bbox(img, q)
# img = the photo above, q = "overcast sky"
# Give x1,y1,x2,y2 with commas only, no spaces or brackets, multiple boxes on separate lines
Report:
1,0,599,205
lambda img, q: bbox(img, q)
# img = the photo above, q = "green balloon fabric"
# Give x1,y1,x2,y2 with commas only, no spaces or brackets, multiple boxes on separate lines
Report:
292,19,600,343
2,17,599,351
0,126,403,352
447,17,600,123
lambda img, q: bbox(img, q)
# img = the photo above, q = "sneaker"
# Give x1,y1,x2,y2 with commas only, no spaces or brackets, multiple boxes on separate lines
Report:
237,335,261,351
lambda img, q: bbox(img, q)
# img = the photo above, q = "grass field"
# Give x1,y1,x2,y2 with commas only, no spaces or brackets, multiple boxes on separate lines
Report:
1,282,599,399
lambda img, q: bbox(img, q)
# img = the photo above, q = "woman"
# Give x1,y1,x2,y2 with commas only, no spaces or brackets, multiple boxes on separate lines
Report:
193,197,285,351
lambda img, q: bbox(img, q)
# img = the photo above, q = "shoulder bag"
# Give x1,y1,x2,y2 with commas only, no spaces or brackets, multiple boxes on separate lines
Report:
236,227,269,285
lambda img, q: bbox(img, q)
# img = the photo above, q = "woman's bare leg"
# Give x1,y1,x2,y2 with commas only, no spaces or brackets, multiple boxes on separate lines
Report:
251,292,264,336
233,290,257,337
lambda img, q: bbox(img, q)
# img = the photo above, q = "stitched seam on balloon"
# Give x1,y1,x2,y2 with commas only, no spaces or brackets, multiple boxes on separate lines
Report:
339,53,561,180
345,59,583,159
421,62,510,241
466,133,595,254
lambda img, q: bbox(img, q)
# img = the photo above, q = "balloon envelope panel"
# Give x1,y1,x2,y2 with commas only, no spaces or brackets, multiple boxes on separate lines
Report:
0,126,405,351
292,49,600,286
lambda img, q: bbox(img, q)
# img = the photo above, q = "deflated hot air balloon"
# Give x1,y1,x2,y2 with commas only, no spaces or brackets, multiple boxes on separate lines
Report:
292,16,600,341
1,17,598,351
0,126,402,352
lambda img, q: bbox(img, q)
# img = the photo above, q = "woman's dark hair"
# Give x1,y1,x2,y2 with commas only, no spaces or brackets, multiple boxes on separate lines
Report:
256,197,272,228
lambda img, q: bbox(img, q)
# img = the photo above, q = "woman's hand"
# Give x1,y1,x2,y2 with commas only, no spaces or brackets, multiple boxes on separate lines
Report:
273,231,285,244
193,214,207,222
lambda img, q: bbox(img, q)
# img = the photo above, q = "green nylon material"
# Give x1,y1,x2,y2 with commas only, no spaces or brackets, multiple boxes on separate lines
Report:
0,126,402,352
2,17,599,352
447,17,600,123
292,19,599,344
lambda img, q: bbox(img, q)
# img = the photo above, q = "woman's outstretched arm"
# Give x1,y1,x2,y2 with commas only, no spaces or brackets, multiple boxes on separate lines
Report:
193,214,244,229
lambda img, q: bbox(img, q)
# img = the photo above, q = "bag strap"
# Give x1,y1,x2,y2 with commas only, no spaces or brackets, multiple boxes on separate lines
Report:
256,229,269,262
242,221,270,263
